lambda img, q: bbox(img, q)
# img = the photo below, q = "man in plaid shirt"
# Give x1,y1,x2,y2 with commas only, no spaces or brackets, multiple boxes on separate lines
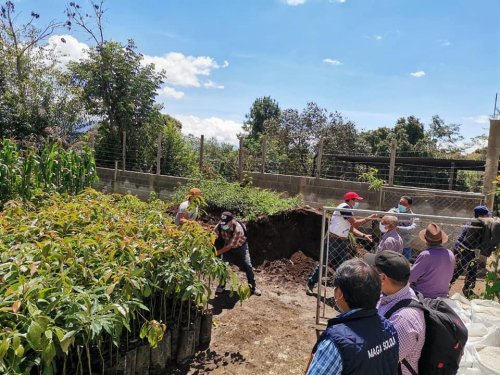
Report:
215,211,261,296
365,251,426,375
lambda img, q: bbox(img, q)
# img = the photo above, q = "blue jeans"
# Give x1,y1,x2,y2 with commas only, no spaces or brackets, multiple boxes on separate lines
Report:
308,237,350,287
220,242,256,288
402,247,412,260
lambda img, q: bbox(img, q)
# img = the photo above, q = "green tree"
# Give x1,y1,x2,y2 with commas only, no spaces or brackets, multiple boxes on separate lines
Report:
243,96,281,140
0,1,83,140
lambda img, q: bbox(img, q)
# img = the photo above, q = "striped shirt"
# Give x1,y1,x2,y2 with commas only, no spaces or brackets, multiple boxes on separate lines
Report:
377,285,425,375
220,221,246,249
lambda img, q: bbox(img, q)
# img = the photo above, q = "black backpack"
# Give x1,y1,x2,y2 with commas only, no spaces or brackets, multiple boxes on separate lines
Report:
385,296,468,375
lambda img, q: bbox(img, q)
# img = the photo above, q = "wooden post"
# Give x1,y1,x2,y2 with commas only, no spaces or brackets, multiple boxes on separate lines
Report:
388,140,397,186
315,138,324,178
448,162,456,190
261,136,267,174
199,135,204,172
238,137,244,182
156,132,162,176
122,130,126,172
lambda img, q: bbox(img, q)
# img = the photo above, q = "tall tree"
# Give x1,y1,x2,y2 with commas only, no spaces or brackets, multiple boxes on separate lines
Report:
0,1,81,140
244,96,281,140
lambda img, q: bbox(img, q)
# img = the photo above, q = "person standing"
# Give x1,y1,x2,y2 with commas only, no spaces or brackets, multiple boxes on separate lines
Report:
305,259,399,375
365,251,425,375
409,223,455,299
377,215,404,254
214,211,261,296
306,192,376,295
174,188,203,226
387,195,417,260
450,205,491,298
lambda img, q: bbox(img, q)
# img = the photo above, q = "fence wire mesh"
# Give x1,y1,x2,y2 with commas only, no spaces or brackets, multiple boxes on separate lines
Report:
314,207,498,325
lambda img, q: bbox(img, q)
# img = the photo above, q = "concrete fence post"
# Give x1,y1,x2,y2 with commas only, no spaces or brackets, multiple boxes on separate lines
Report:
388,140,397,186
199,135,205,172
156,132,162,176
122,130,126,172
238,137,244,182
315,138,324,179
483,118,500,210
261,136,267,174
448,162,456,190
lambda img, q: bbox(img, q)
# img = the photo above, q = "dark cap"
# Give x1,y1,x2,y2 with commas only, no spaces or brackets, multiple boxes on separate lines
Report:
220,211,234,225
364,251,411,283
473,205,491,218
344,191,363,201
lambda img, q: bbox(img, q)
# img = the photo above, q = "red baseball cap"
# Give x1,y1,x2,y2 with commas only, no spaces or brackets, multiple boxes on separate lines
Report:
344,191,363,201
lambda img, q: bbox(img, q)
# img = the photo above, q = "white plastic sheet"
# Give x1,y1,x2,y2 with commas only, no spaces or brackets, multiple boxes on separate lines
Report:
445,294,500,375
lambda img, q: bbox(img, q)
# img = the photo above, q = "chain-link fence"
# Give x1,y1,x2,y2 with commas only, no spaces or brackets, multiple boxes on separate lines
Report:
314,207,498,326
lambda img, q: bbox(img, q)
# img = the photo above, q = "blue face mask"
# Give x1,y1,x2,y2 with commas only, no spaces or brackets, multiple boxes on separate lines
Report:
398,204,407,213
353,202,360,209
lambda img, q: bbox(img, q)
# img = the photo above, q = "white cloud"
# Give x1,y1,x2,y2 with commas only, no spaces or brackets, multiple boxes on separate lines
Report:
45,34,89,67
410,70,426,78
374,35,383,40
331,0,346,3
158,86,185,99
465,115,490,124
323,58,343,66
285,0,307,5
173,114,243,146
439,39,452,47
143,52,228,88
203,80,224,89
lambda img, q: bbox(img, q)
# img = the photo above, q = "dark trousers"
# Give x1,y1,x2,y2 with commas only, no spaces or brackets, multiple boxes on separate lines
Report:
220,242,256,288
308,237,351,287
451,247,478,295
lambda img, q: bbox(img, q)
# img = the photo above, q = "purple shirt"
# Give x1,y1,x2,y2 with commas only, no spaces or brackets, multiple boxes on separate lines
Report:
377,229,404,254
377,285,425,375
409,247,455,298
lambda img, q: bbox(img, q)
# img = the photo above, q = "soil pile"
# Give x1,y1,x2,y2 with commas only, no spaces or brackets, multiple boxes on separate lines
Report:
259,251,317,284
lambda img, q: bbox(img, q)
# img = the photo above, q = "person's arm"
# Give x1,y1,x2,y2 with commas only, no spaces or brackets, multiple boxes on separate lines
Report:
306,338,343,375
409,253,427,284
391,310,425,363
350,226,373,242
348,214,378,229
216,224,245,256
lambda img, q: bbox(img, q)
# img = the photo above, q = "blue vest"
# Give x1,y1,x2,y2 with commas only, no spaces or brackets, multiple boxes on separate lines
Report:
314,308,399,375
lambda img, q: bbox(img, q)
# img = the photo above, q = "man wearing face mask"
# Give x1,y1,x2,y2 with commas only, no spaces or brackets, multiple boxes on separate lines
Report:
214,211,261,296
377,215,404,254
386,196,417,260
306,191,376,295
305,259,399,375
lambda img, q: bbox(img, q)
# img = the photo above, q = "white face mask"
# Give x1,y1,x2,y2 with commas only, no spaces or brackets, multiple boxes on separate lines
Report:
221,224,229,231
353,201,360,209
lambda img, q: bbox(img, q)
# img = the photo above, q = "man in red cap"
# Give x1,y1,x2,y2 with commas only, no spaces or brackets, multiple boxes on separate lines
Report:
306,191,376,295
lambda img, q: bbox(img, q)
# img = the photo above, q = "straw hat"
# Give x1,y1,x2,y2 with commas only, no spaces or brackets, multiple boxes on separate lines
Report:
418,223,449,245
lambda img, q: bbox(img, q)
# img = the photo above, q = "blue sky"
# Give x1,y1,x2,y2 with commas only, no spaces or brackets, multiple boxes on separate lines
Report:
16,0,500,145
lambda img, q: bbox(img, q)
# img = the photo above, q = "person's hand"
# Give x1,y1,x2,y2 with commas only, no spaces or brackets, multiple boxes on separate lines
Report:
367,214,379,220
365,234,373,242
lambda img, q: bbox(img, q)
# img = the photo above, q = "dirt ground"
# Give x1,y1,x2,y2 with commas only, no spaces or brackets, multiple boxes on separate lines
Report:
168,251,334,375
164,208,486,374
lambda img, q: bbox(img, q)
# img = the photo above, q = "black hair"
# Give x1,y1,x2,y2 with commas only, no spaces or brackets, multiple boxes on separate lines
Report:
333,258,381,310
401,195,412,205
